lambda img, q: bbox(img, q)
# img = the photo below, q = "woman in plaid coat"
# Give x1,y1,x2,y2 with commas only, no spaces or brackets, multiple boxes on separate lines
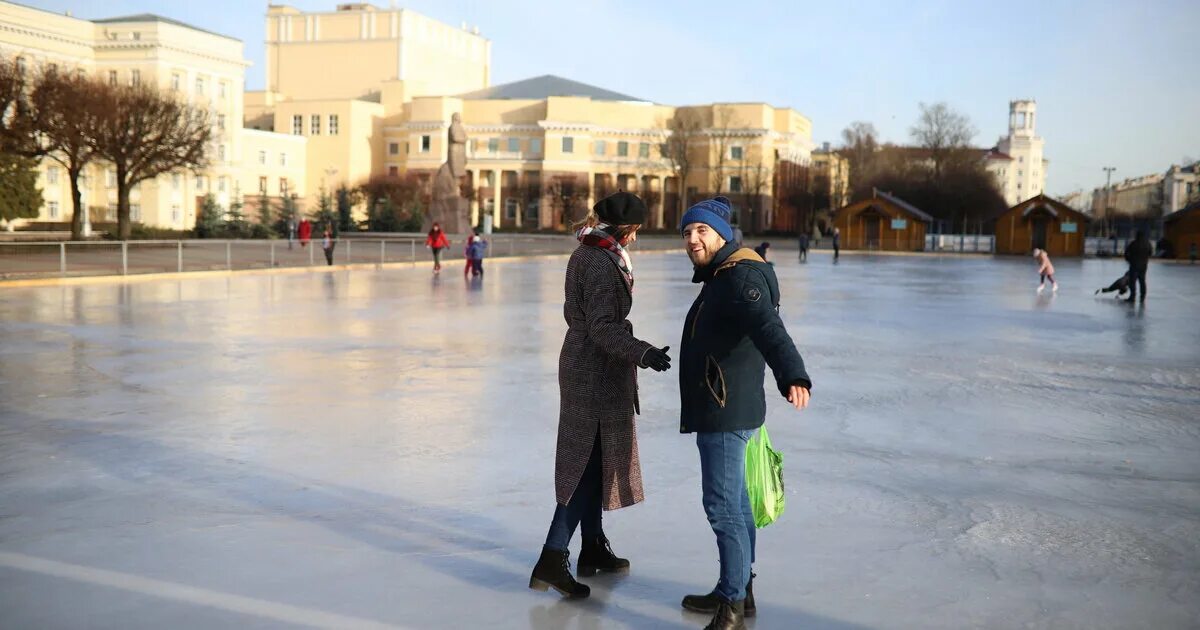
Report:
528,192,672,599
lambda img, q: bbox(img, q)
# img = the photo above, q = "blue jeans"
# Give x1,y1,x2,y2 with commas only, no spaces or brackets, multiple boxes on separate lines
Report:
544,434,602,552
697,429,757,602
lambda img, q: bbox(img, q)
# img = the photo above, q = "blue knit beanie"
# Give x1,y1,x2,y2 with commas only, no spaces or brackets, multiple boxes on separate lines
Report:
680,196,734,242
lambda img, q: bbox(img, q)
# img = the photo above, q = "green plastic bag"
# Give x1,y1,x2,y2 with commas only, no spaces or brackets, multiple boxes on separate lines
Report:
745,426,785,528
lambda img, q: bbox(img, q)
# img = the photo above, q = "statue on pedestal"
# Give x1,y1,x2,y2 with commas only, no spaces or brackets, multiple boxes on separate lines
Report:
427,113,470,234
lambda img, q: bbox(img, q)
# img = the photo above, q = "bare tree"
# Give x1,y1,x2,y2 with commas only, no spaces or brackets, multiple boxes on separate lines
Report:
0,57,41,157
738,147,771,234
840,121,879,200
709,105,741,195
30,70,102,240
661,109,702,220
910,102,976,180
89,83,211,240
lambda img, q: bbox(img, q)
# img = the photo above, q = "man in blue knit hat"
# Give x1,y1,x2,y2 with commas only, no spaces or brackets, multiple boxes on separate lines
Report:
676,196,812,630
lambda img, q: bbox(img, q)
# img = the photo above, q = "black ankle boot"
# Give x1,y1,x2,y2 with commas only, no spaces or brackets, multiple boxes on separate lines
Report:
704,599,746,630
682,573,755,617
577,535,630,577
529,548,590,598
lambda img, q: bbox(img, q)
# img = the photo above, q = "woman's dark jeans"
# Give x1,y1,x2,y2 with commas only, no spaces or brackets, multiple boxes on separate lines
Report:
544,434,603,552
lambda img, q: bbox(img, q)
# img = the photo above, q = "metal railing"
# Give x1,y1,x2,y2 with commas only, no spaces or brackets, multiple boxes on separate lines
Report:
0,234,684,281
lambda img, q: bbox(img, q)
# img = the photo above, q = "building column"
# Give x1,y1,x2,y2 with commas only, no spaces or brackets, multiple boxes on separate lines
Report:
469,169,480,228
653,176,665,229
492,170,502,231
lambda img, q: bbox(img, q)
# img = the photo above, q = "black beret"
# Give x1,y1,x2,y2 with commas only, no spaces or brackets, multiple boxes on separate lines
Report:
593,191,647,226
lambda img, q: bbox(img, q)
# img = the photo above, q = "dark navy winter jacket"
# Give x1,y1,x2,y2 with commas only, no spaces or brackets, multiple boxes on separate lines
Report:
678,243,811,433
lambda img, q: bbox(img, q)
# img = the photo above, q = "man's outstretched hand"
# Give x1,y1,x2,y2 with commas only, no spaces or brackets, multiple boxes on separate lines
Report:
786,384,810,410
642,346,671,372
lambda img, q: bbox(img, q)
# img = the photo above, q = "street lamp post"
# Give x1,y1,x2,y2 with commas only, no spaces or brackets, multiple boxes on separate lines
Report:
1103,166,1116,243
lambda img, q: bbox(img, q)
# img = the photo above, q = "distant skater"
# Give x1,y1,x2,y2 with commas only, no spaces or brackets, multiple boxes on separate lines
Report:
832,227,840,262
298,218,312,248
468,235,488,276
322,225,335,266
797,232,809,262
1095,271,1131,298
1123,230,1152,303
753,241,772,265
1032,248,1057,293
463,233,476,277
425,222,450,275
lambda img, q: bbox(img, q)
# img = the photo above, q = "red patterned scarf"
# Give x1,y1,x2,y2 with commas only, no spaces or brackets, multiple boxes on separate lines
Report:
577,223,634,291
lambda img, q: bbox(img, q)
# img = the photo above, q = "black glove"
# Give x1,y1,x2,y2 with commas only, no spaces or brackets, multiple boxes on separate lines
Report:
641,346,671,372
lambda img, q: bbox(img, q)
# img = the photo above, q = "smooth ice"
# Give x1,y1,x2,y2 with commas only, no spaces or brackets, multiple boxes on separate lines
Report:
1,251,1198,630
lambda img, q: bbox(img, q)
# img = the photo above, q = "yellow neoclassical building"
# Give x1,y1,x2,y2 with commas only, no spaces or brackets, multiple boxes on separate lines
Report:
0,1,305,233
248,3,815,232
4,1,817,234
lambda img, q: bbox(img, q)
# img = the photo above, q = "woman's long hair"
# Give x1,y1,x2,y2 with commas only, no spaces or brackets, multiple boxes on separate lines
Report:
573,210,641,244
428,223,441,238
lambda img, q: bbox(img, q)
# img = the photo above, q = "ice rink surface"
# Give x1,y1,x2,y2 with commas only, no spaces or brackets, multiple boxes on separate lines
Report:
1,250,1198,629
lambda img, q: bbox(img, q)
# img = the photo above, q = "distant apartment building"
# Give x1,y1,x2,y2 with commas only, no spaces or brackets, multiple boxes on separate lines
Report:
0,1,306,232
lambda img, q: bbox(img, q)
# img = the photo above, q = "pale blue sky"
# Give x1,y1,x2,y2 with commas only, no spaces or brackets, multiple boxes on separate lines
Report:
25,0,1200,196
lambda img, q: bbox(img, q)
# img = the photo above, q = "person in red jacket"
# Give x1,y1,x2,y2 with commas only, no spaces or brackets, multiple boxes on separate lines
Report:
298,218,312,248
425,223,450,274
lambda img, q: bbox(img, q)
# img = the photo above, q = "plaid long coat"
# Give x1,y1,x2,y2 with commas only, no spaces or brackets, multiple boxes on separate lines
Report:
555,244,653,510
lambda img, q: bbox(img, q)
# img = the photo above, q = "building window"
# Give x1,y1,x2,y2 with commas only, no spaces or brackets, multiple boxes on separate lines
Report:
258,150,266,165
217,114,226,131
1018,170,1023,177
617,141,628,157
292,115,303,135
171,73,180,91
508,137,520,153
488,138,499,153
132,32,141,41
130,69,140,87
259,176,268,193
730,146,744,160
388,166,399,176
328,114,339,135
310,114,320,135
1018,156,1024,163
639,142,650,158
197,175,206,190
594,140,606,156
15,57,26,75
505,198,518,220
729,176,743,193
131,204,141,222
420,135,431,152
47,166,59,185
562,136,574,153
388,142,399,155
280,153,288,167
171,204,180,223
219,82,227,99
218,145,226,160
106,169,116,188
48,201,59,219
195,77,204,95
530,138,543,155
280,178,289,195
108,70,118,86
172,173,181,190
218,176,227,192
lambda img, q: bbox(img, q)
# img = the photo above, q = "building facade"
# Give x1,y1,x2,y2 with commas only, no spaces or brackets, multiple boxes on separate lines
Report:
0,1,306,233
245,4,814,233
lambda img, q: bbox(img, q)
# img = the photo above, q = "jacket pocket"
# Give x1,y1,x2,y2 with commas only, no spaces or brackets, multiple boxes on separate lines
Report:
704,355,727,408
